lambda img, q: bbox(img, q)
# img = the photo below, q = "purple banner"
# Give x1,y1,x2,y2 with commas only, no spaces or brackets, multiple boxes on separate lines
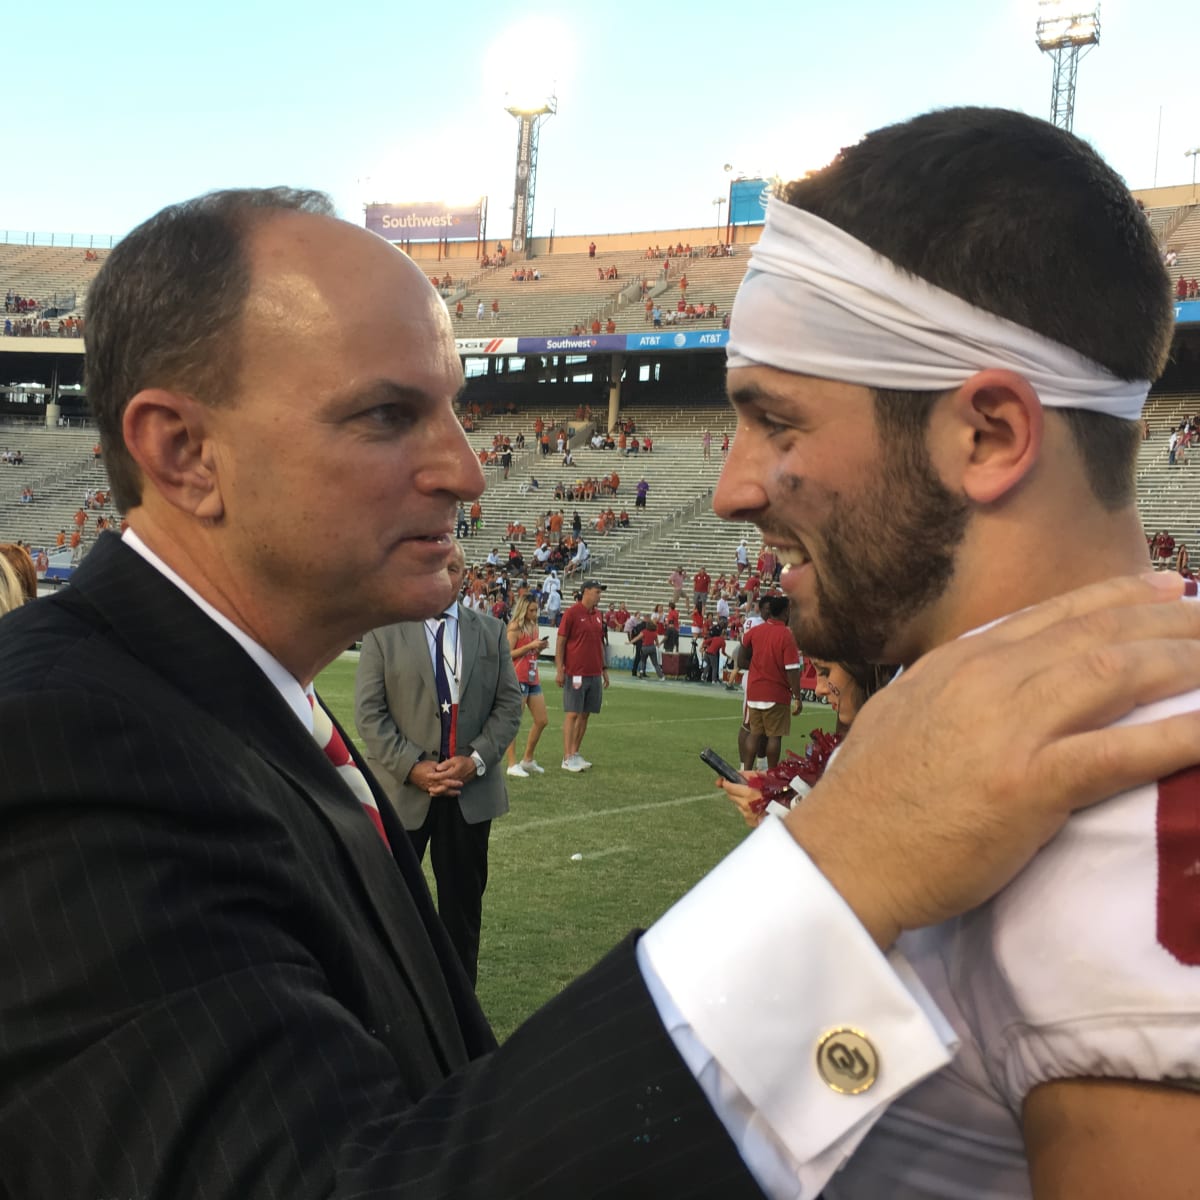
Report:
366,202,481,242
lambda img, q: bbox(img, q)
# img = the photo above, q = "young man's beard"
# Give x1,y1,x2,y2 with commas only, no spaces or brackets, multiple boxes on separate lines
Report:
790,438,969,664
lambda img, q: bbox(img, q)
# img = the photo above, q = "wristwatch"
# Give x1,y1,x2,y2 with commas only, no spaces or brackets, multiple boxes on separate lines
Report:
470,750,487,777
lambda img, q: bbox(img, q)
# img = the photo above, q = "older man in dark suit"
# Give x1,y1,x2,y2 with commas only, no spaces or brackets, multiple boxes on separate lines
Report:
356,542,521,984
4,184,1200,1200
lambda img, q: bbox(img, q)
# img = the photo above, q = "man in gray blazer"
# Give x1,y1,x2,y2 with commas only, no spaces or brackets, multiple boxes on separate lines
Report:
356,544,522,984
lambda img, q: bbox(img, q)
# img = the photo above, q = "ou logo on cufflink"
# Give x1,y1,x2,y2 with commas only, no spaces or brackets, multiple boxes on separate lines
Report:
816,1027,879,1095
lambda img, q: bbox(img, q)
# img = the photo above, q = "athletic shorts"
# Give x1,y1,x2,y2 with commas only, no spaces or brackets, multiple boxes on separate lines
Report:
520,682,543,697
562,674,603,714
747,702,791,738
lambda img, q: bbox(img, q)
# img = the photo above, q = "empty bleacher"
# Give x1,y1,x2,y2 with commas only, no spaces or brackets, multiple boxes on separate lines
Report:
1,244,109,320
0,425,110,551
453,247,746,337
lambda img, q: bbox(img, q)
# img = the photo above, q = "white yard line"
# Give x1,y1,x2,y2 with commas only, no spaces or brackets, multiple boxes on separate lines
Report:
495,791,717,834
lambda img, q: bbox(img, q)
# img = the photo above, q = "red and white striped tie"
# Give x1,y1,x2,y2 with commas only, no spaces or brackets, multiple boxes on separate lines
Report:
308,694,391,850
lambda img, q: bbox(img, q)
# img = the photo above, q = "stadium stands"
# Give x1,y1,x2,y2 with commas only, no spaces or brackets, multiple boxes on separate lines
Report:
4,202,1200,609
450,247,741,337
0,244,108,323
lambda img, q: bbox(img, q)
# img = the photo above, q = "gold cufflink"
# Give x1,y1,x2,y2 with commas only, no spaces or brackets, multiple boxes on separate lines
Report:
816,1027,879,1094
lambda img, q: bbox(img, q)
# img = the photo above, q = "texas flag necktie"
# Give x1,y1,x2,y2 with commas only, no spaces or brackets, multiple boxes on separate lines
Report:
434,617,459,760
308,694,391,850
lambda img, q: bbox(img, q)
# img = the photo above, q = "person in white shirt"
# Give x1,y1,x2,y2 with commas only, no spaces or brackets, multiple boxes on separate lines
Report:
717,105,1200,1199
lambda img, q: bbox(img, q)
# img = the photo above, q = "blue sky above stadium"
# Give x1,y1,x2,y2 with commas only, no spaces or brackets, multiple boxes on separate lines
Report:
7,0,1198,241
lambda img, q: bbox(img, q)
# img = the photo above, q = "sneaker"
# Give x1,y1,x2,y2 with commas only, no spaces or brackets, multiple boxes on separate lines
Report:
573,754,593,770
521,759,545,775
561,757,586,773
506,763,530,778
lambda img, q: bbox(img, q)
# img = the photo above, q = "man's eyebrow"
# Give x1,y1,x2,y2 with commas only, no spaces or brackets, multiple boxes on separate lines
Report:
324,379,464,414
726,380,777,407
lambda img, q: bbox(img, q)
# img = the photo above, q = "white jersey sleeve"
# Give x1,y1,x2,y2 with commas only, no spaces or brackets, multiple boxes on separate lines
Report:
825,677,1200,1200
966,685,1200,1107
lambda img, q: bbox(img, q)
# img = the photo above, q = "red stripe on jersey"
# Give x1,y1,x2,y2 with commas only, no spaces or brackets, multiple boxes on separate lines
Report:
1157,765,1200,965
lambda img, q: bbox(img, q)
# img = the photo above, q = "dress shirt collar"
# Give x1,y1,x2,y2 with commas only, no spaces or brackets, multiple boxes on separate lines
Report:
121,528,314,733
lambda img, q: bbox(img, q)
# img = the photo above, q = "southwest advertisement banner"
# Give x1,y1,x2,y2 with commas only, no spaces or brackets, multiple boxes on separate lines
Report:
455,331,730,356
366,202,481,241
1175,300,1200,324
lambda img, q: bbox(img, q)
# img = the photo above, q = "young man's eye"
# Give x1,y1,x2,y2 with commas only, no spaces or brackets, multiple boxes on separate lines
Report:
754,410,793,437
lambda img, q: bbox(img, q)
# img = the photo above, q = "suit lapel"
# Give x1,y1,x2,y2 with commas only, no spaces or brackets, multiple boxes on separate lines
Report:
66,535,486,1066
404,621,438,705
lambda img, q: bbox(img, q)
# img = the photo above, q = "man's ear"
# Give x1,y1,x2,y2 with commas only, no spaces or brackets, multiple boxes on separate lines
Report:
122,389,225,521
943,370,1044,505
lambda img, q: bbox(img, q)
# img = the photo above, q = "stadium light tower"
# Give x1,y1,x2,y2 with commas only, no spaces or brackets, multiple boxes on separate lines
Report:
1035,2,1100,133
505,95,556,258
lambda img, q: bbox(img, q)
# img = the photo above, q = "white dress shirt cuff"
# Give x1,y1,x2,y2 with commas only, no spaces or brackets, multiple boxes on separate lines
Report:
638,818,957,1198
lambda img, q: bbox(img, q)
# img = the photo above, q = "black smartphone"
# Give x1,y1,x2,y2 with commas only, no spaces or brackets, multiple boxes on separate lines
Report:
700,747,744,783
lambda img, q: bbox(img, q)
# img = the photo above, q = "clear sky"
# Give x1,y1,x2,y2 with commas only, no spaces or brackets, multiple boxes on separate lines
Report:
6,0,1198,241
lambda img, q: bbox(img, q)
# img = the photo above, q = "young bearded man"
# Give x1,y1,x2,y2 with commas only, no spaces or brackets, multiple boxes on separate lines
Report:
715,105,1200,1199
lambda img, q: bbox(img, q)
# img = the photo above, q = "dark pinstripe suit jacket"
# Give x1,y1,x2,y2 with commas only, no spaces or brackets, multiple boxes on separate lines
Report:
0,534,763,1200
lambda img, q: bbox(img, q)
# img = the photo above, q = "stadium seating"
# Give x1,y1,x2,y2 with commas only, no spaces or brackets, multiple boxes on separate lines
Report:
0,426,111,550
0,244,109,320
452,248,745,337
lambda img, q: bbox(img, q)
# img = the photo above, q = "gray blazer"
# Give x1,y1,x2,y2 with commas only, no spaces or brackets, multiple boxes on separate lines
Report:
355,606,523,829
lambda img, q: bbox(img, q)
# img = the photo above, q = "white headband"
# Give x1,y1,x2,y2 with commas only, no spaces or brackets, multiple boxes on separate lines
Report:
727,197,1149,420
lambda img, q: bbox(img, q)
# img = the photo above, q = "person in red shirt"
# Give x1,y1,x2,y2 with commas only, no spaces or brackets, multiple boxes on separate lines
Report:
693,567,711,614
55,529,66,548
591,319,601,334
605,317,616,334
643,435,652,453
703,627,726,685
737,595,804,769
637,615,663,679
554,580,609,771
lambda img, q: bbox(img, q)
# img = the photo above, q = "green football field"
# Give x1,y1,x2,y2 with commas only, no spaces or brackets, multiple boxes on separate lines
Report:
317,657,837,1040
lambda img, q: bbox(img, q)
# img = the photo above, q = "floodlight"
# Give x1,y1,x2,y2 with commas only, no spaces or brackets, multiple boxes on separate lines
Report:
1035,3,1100,131
1036,2,1100,50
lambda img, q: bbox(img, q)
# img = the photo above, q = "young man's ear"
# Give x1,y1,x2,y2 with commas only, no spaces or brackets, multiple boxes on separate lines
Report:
942,370,1043,505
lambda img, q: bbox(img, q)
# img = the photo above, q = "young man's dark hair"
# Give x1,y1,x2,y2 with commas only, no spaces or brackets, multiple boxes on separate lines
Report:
85,187,334,510
782,107,1172,509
